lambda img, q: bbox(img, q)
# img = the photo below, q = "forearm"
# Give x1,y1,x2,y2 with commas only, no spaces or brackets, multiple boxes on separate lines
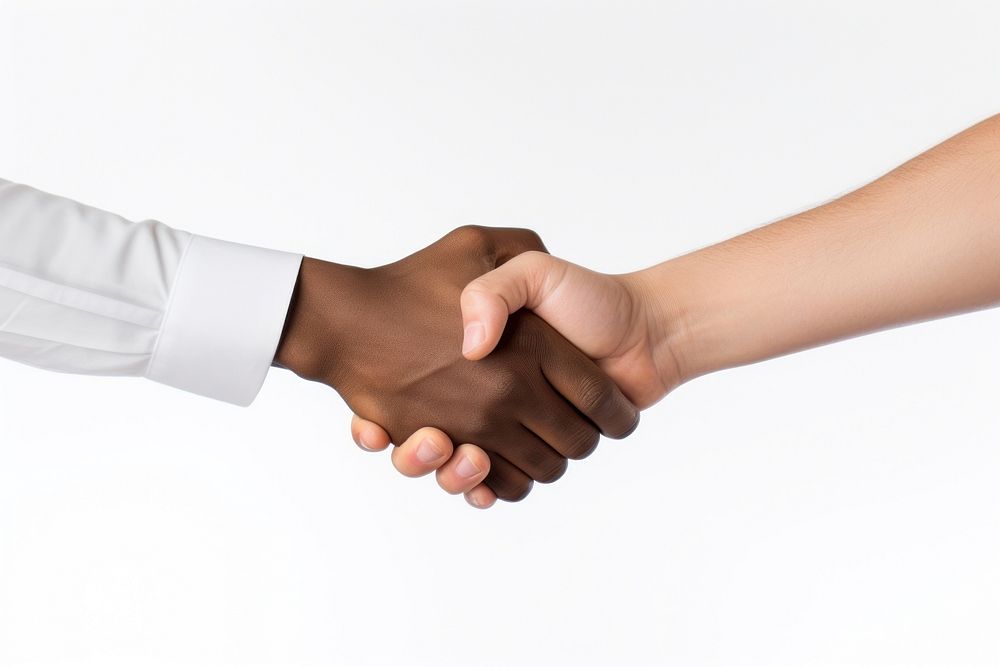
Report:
647,114,1000,383
0,178,301,405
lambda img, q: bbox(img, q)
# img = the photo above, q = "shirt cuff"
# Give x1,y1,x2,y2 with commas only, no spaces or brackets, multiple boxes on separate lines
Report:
145,235,303,406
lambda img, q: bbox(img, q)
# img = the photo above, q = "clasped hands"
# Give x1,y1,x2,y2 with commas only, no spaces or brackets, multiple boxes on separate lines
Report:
274,226,671,508
272,115,1000,507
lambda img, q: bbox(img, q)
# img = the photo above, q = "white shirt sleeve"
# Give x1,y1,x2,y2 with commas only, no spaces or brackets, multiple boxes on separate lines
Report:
0,178,303,406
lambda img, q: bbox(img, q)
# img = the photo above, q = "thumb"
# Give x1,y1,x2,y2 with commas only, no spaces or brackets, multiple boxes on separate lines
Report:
460,251,565,360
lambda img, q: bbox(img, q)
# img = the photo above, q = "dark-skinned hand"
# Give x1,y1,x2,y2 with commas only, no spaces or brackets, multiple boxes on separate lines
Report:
274,226,639,501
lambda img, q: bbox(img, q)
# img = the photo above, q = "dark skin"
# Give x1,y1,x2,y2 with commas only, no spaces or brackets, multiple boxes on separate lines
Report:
273,226,639,501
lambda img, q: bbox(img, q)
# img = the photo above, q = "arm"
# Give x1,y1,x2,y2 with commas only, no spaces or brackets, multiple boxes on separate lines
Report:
462,113,1000,400
0,178,302,405
642,113,1000,387
361,113,1000,507
0,180,636,502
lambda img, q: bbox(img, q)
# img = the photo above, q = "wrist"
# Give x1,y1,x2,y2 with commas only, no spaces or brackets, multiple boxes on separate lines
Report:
646,235,805,384
623,263,697,393
625,249,743,391
273,257,368,387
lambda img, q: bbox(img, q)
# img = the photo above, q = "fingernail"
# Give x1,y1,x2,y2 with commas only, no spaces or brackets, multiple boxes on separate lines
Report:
455,455,482,479
358,434,378,451
416,438,445,464
468,494,490,509
462,322,485,355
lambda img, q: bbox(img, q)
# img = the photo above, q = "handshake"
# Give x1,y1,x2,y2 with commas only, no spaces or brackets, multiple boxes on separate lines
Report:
2,115,995,509
270,113,1000,508
273,226,674,508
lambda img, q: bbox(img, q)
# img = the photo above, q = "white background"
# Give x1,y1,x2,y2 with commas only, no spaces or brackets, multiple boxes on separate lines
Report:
1,1,999,665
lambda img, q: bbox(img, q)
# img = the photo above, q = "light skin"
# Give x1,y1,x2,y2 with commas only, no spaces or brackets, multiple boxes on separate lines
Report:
354,112,1000,508
275,225,638,502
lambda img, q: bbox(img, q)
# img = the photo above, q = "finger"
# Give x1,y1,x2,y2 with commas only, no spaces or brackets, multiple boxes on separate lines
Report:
523,393,601,460
390,427,455,478
542,342,640,439
484,453,534,502
461,251,565,360
435,443,491,494
465,484,497,510
513,426,569,484
351,414,392,452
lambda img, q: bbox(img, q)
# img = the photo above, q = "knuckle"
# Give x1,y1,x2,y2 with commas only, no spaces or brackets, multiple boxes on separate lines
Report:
462,279,486,297
520,249,548,265
525,229,544,247
499,479,533,502
487,368,522,403
566,422,600,460
511,250,549,281
536,457,568,484
512,229,545,252
449,225,493,253
485,461,534,502
461,281,494,309
577,375,618,415
518,441,568,483
607,411,640,440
